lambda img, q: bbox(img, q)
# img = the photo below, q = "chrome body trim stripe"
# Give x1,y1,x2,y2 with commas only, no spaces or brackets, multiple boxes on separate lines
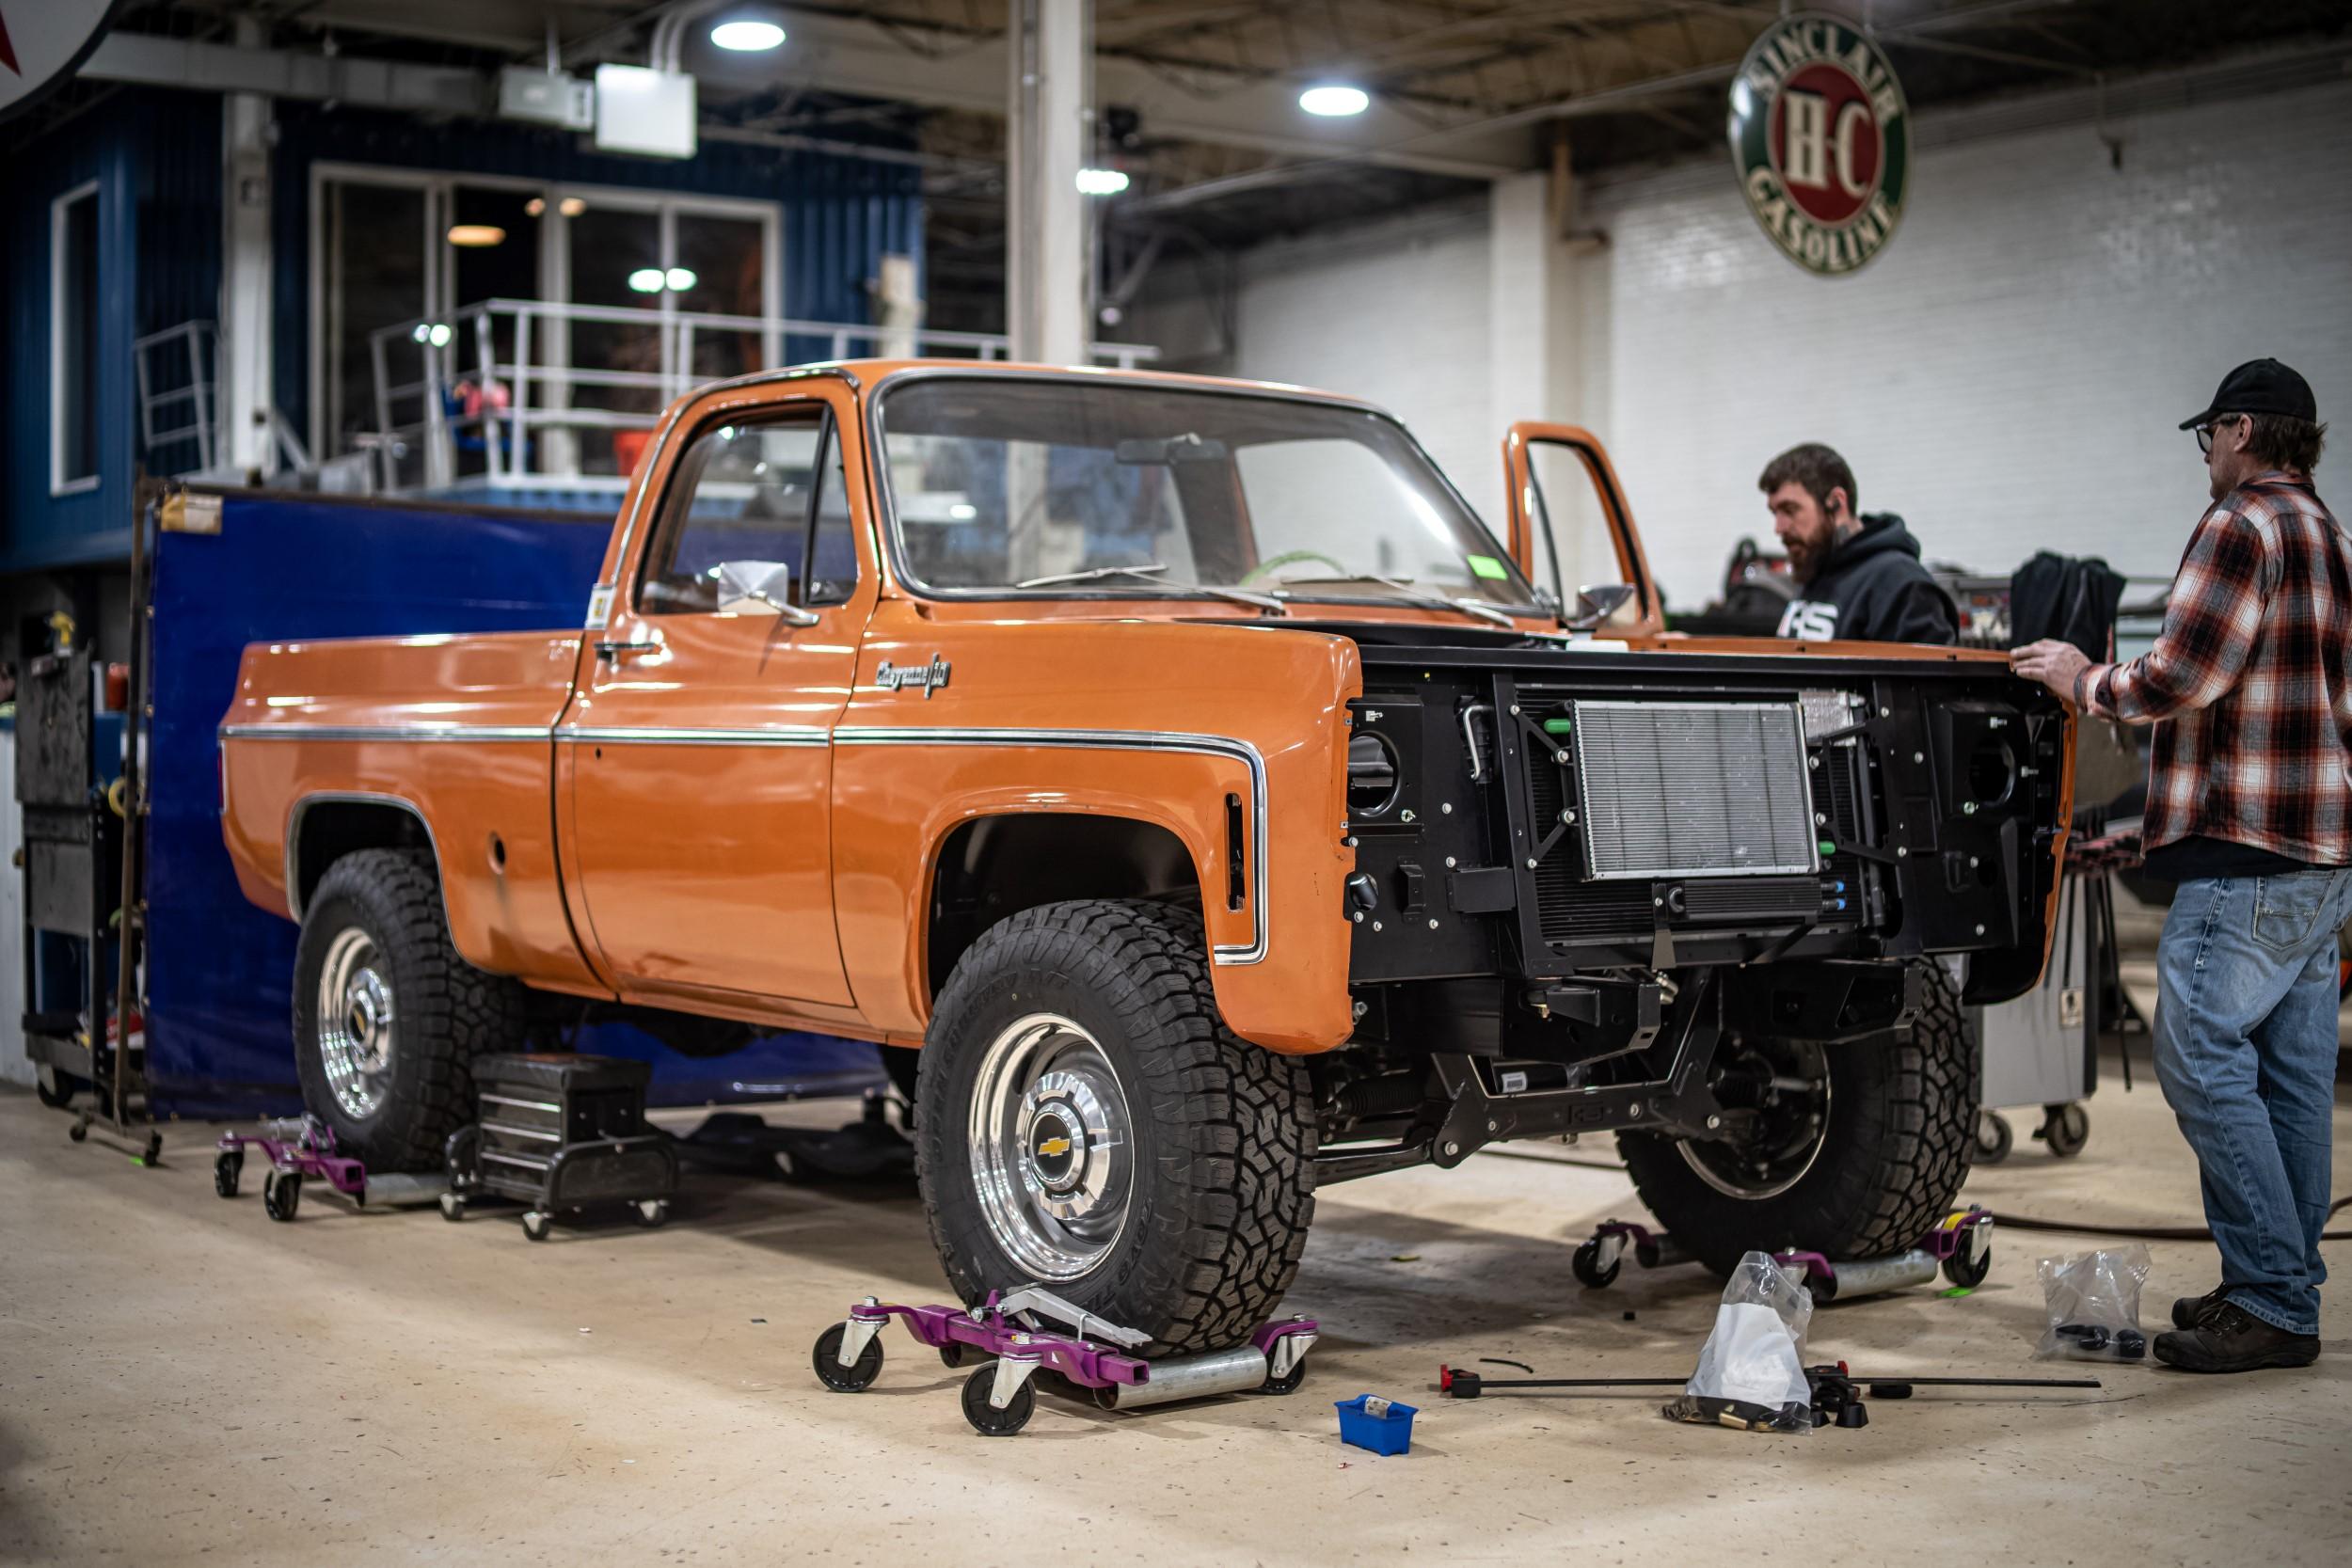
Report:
250,719,1273,965
557,725,830,747
222,723,550,743
834,726,1271,966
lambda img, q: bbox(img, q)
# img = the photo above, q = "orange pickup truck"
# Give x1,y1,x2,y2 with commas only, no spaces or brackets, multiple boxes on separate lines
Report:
220,360,2070,1351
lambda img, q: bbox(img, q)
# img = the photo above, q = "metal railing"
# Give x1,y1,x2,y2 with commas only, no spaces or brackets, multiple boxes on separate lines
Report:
133,320,220,477
367,298,1160,495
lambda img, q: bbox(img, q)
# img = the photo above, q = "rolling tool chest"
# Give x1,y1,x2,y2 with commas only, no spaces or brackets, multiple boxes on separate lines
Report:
440,1053,676,1241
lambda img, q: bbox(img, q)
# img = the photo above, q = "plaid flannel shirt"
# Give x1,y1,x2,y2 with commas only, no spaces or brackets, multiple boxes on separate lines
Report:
2080,473,2352,865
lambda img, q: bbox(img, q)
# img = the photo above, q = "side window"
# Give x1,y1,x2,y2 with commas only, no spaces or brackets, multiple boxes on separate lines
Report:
640,408,826,614
805,430,857,607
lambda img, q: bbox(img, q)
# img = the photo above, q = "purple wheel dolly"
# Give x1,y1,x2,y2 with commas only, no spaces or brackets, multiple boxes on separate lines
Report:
1773,1207,1996,1300
812,1285,1321,1435
214,1117,369,1223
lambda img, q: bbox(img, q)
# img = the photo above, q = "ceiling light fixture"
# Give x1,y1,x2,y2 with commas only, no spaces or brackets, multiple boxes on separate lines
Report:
447,224,507,247
665,266,699,292
628,268,667,293
710,19,787,52
1075,166,1130,196
1299,84,1370,117
560,197,587,217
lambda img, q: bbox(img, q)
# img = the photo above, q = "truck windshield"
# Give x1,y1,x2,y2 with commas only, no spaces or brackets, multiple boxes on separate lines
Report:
874,376,1541,610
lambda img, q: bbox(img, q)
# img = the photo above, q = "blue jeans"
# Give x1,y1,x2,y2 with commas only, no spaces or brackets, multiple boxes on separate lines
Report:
2153,867,2352,1338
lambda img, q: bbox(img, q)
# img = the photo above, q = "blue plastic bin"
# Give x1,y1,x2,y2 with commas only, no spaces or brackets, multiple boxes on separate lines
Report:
1335,1394,1418,1455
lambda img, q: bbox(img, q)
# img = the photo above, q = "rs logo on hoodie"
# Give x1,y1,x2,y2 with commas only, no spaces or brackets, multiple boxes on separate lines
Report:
1776,599,1840,641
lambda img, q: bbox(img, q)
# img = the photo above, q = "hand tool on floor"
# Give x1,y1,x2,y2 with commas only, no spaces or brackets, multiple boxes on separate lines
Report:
1437,1359,2099,1431
811,1287,1319,1436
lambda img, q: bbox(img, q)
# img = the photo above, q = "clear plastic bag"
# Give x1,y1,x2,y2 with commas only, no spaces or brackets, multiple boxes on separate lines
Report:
1663,1251,1816,1432
2034,1245,2152,1362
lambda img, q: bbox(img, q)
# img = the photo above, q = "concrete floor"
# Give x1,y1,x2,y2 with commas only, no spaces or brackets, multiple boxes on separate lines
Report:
3,1062,2347,1567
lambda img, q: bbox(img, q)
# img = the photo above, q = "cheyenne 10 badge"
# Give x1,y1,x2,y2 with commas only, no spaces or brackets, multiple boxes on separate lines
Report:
1728,13,1911,277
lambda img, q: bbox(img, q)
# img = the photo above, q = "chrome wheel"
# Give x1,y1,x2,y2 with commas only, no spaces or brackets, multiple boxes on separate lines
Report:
967,1012,1133,1280
1678,1037,1833,1200
316,927,396,1121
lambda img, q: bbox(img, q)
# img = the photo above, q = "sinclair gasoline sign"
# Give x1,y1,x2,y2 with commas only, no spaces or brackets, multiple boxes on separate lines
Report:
1727,13,1911,276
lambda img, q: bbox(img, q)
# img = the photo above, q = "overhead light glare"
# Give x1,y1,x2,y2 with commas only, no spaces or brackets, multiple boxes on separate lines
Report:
525,198,547,217
1076,166,1130,196
665,266,699,292
711,20,787,52
1299,84,1370,117
409,323,454,348
628,268,667,293
560,197,587,217
447,224,507,247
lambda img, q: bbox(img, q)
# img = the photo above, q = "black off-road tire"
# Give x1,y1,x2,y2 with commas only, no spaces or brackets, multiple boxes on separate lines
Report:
1617,964,1974,1276
294,848,526,1172
914,899,1317,1357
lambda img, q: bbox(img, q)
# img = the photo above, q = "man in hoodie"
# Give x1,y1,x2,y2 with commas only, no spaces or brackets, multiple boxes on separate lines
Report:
1759,443,1958,644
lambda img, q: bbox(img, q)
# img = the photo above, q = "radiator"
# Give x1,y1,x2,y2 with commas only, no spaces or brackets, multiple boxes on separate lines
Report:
1569,701,1820,880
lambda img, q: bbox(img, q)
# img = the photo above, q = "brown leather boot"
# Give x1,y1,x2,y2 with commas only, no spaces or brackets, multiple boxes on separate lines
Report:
2153,1301,2320,1372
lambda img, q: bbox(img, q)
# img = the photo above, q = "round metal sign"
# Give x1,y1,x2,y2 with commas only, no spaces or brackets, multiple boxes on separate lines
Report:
1727,13,1910,276
0,0,128,127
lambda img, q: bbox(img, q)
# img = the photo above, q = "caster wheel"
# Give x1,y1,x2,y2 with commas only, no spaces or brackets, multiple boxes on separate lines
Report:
811,1323,885,1392
632,1199,669,1228
1973,1112,2014,1165
68,1120,89,1143
1572,1240,1621,1290
215,1149,243,1198
35,1069,80,1111
1944,1234,1994,1290
521,1212,551,1243
960,1366,1034,1436
262,1171,302,1222
2039,1103,2090,1159
1258,1359,1310,1396
437,1193,466,1223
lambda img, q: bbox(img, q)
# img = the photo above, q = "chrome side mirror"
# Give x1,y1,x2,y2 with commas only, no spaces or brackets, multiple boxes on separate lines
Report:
715,560,819,626
1567,582,1637,629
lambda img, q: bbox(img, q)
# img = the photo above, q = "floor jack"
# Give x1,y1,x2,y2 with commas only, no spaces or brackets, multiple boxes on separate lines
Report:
812,1287,1320,1436
214,1117,444,1221
1574,1209,1996,1298
1438,1360,2101,1430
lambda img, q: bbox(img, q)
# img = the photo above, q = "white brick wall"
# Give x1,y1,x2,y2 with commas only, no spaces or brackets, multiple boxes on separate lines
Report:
1581,75,2352,610
1186,72,2352,611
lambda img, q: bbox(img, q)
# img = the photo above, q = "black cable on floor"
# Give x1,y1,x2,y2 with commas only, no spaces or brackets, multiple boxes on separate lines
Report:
1986,1195,2352,1243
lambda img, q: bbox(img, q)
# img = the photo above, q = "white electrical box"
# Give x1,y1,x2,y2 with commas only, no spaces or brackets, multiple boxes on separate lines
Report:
499,68,596,131
594,65,698,159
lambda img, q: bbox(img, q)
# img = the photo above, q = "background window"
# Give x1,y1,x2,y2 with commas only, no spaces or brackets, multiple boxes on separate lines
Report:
53,186,100,492
639,410,833,614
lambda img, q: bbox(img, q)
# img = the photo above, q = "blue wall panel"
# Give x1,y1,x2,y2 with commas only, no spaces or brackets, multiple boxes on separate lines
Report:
146,490,881,1119
0,88,221,575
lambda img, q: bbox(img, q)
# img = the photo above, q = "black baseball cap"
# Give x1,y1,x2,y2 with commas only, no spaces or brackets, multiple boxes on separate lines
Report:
2180,357,2318,429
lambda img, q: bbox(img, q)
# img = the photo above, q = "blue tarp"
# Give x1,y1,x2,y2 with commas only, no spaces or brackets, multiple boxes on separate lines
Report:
146,491,882,1117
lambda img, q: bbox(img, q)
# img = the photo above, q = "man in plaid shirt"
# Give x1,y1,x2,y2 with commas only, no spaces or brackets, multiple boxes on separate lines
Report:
2014,358,2352,1373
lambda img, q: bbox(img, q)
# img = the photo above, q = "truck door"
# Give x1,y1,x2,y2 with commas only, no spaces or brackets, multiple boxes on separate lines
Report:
1501,422,1666,636
558,388,869,1007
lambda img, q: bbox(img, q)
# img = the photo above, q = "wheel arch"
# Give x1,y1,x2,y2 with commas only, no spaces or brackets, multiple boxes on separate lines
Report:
923,810,1206,1006
287,793,444,924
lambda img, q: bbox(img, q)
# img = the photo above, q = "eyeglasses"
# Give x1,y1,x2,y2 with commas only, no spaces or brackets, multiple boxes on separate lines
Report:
2195,414,2246,455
